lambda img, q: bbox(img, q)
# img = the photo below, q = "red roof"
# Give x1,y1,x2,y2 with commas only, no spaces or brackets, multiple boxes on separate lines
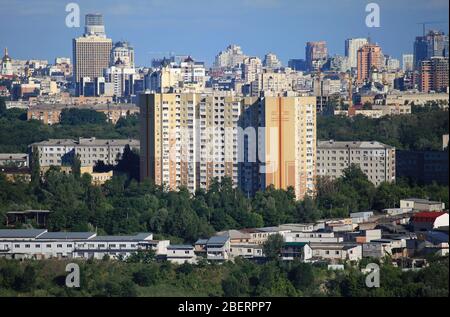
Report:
412,212,446,222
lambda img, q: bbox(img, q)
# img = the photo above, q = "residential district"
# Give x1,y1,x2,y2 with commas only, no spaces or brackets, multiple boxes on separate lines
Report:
0,14,448,269
0,197,448,267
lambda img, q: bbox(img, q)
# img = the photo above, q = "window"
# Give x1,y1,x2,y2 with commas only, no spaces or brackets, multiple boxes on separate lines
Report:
25,244,30,248
57,244,63,248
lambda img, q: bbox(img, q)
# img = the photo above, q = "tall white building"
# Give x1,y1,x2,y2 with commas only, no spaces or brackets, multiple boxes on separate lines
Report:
402,54,414,72
242,56,262,84
263,53,282,69
345,38,368,69
104,62,136,97
214,44,247,68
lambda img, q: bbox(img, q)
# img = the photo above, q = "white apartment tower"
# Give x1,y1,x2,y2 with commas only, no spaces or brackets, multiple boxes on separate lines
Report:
345,38,368,69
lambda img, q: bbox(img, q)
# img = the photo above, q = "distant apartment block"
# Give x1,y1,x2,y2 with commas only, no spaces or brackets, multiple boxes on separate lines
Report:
30,137,139,169
0,153,29,167
27,103,139,125
419,57,449,93
396,150,449,185
317,140,396,186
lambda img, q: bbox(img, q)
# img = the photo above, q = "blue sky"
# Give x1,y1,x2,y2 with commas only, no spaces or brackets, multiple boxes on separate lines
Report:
0,0,448,66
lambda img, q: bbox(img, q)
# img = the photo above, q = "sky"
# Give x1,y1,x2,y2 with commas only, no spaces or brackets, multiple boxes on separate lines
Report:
0,0,448,66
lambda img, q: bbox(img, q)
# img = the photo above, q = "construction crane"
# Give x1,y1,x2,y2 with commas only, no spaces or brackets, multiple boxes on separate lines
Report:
417,21,448,36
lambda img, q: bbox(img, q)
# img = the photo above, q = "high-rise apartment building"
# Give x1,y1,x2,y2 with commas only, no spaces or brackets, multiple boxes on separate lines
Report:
214,44,247,68
263,53,282,69
414,30,449,70
345,38,368,69
317,140,396,186
305,41,328,71
140,93,317,199
139,92,240,192
246,96,317,199
73,14,112,95
420,57,449,93
356,43,383,83
242,57,262,84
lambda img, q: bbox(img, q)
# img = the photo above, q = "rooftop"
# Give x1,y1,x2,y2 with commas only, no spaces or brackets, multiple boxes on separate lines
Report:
91,233,152,241
167,245,194,250
37,232,96,240
402,198,444,205
31,138,139,147
317,140,394,150
207,235,229,246
0,229,47,239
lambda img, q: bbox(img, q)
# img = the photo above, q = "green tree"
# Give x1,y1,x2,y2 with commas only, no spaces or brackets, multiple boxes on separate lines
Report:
262,234,284,261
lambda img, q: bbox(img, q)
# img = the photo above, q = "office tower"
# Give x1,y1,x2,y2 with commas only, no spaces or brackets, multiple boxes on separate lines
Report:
288,59,307,71
345,38,368,69
317,140,396,186
214,44,247,68
84,13,106,37
414,30,449,70
263,53,282,69
242,56,262,84
420,57,449,93
241,96,317,199
111,41,135,68
402,54,414,72
356,43,382,83
73,14,112,95
305,41,328,71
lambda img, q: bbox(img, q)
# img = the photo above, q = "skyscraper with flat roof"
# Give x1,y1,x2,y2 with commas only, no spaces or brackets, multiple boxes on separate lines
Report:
305,41,328,71
73,14,112,95
357,43,382,83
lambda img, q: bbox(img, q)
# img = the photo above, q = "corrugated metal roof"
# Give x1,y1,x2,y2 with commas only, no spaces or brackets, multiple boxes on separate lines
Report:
207,235,229,246
0,229,47,238
37,232,96,240
167,245,194,250
91,233,152,241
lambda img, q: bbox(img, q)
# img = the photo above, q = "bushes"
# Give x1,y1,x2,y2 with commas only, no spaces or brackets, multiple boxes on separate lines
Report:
0,256,447,297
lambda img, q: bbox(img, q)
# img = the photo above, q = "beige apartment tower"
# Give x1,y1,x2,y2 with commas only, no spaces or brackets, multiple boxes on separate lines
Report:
258,96,317,199
140,93,317,199
357,43,382,83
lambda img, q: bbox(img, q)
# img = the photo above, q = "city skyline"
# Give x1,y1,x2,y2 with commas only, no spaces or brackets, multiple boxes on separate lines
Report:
0,0,448,66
